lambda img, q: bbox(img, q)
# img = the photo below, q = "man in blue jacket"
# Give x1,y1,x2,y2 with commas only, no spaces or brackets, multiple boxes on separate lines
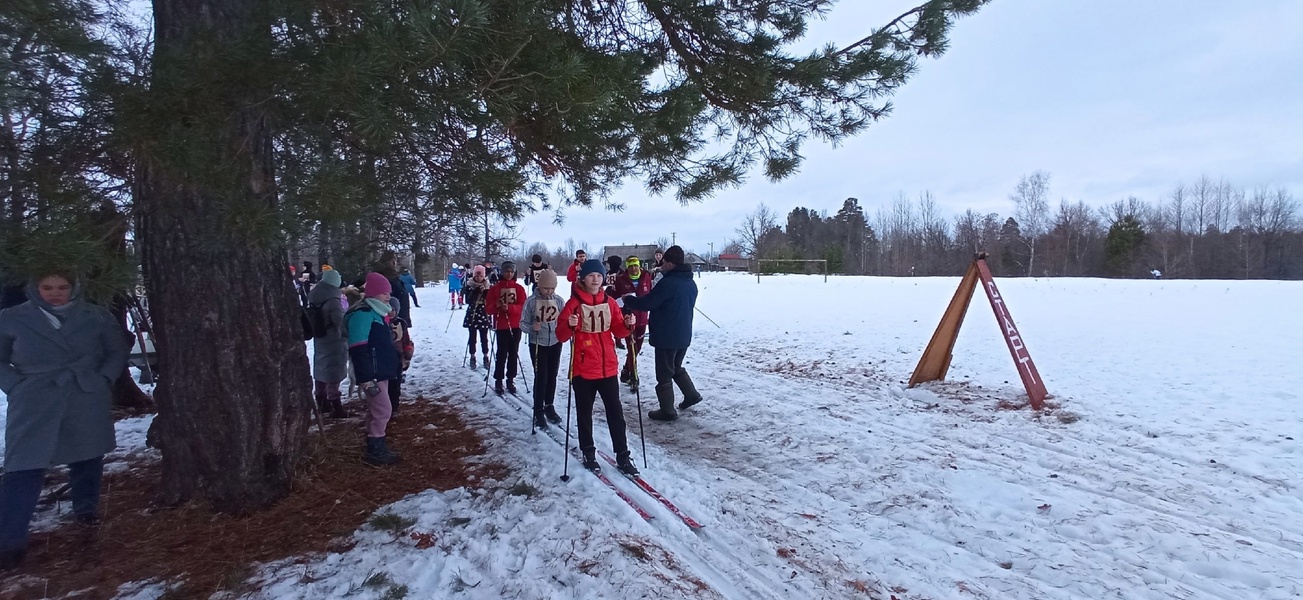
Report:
621,245,702,421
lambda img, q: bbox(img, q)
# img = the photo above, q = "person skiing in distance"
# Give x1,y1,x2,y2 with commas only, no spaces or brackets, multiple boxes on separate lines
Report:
621,245,702,421
612,256,654,386
520,268,564,428
487,261,526,395
524,254,549,292
399,268,419,308
345,273,402,465
556,259,640,476
447,264,464,309
459,263,472,306
461,266,493,369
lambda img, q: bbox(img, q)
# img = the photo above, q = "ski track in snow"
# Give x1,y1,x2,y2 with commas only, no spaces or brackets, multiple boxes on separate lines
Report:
5,274,1300,599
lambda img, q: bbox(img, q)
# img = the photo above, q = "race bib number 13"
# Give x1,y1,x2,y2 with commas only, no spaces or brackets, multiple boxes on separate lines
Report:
579,303,612,333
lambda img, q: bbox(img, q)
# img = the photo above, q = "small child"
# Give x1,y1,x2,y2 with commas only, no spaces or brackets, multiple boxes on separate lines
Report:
461,266,493,369
387,296,415,415
520,269,564,429
346,272,402,465
487,261,526,394
556,259,639,475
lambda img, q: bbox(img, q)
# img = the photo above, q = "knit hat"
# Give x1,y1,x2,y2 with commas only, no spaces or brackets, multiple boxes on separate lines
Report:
663,245,685,265
531,254,542,263
321,264,333,271
321,270,342,287
578,259,606,280
625,256,641,267
537,269,558,288
473,265,486,277
364,272,391,297
501,261,516,275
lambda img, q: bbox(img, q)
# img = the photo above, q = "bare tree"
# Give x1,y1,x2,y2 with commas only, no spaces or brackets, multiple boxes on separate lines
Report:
1010,171,1051,276
733,203,779,257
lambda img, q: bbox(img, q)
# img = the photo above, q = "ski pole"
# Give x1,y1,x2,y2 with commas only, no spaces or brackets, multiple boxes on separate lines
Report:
444,302,455,333
560,338,576,482
529,339,540,434
629,333,646,468
521,333,532,393
694,306,722,329
482,319,497,397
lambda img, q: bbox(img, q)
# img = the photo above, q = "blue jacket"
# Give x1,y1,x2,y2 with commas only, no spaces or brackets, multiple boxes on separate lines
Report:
622,264,697,349
345,304,401,382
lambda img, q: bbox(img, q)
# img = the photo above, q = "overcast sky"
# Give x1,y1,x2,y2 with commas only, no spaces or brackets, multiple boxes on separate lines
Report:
514,0,1303,256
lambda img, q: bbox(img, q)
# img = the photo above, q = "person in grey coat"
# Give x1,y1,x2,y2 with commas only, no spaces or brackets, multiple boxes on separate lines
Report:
0,274,127,569
308,269,349,418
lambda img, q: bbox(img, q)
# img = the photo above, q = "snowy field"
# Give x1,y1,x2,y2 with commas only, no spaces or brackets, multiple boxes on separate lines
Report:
6,273,1303,599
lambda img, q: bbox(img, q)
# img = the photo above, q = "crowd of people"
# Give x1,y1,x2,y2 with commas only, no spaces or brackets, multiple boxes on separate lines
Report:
0,244,701,570
444,245,702,475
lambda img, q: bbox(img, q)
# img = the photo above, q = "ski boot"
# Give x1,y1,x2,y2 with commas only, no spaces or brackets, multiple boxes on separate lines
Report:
494,379,505,396
363,437,401,466
619,366,631,384
616,452,640,477
581,451,600,472
469,354,477,369
533,412,549,430
544,405,563,425
506,379,517,394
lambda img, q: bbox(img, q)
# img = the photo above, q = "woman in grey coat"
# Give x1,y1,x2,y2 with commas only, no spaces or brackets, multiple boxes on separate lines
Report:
308,269,349,418
0,273,127,569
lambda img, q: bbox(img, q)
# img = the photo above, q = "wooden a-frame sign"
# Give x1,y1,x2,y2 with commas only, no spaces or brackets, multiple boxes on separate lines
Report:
908,254,1048,410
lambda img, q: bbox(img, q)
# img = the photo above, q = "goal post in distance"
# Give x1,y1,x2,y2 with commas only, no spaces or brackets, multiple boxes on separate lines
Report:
752,259,828,283
907,253,1048,410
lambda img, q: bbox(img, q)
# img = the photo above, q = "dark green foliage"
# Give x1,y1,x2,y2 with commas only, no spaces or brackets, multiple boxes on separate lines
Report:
1104,214,1145,276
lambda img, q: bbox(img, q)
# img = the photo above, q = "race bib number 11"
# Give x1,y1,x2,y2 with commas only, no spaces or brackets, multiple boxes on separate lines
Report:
579,303,612,333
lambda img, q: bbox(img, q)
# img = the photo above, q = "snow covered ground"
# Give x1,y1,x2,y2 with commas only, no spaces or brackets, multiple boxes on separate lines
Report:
9,273,1303,599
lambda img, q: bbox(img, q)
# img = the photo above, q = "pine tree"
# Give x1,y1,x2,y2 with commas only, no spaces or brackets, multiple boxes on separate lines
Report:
1105,215,1146,276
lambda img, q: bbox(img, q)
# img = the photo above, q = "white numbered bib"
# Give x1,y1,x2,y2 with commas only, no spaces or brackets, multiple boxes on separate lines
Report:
578,303,612,333
501,288,518,305
536,298,560,323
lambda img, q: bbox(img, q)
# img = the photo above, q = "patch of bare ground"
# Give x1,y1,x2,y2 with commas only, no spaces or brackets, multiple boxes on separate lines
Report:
0,395,505,600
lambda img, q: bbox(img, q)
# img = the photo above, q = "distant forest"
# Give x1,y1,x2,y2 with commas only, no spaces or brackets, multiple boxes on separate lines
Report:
726,172,1302,279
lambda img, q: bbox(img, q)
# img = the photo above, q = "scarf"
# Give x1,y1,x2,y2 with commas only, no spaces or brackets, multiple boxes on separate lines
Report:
365,297,393,316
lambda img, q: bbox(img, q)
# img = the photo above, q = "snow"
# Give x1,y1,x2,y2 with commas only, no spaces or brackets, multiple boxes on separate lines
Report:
9,273,1303,599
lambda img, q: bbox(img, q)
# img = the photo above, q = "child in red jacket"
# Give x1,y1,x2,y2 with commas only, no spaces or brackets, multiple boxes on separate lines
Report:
487,261,527,395
557,259,639,475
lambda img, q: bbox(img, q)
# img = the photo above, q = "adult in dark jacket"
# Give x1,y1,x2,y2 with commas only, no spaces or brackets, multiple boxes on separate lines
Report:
0,274,128,569
372,252,412,328
308,269,349,418
621,246,702,421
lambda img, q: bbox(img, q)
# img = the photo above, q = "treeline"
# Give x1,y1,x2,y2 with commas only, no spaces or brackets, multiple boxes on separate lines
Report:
731,173,1302,279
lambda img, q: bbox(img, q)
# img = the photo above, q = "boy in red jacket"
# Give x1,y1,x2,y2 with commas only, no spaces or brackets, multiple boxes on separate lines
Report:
557,259,639,475
487,261,527,394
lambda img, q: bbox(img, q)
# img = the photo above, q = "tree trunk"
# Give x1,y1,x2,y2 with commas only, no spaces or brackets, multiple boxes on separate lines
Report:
137,0,311,513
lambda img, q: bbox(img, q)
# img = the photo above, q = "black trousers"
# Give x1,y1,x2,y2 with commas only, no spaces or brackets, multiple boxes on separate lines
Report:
467,328,489,354
573,376,629,457
529,342,563,412
494,328,522,380
655,347,701,403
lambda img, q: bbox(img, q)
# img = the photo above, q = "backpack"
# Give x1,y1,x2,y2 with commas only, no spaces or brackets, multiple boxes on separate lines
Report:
303,300,331,339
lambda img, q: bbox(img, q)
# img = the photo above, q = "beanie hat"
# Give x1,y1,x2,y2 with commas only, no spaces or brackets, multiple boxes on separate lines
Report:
578,259,606,280
321,264,333,271
663,245,685,266
531,254,542,263
321,270,342,287
473,265,486,277
364,272,392,297
537,269,558,288
501,260,516,274
625,256,641,267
